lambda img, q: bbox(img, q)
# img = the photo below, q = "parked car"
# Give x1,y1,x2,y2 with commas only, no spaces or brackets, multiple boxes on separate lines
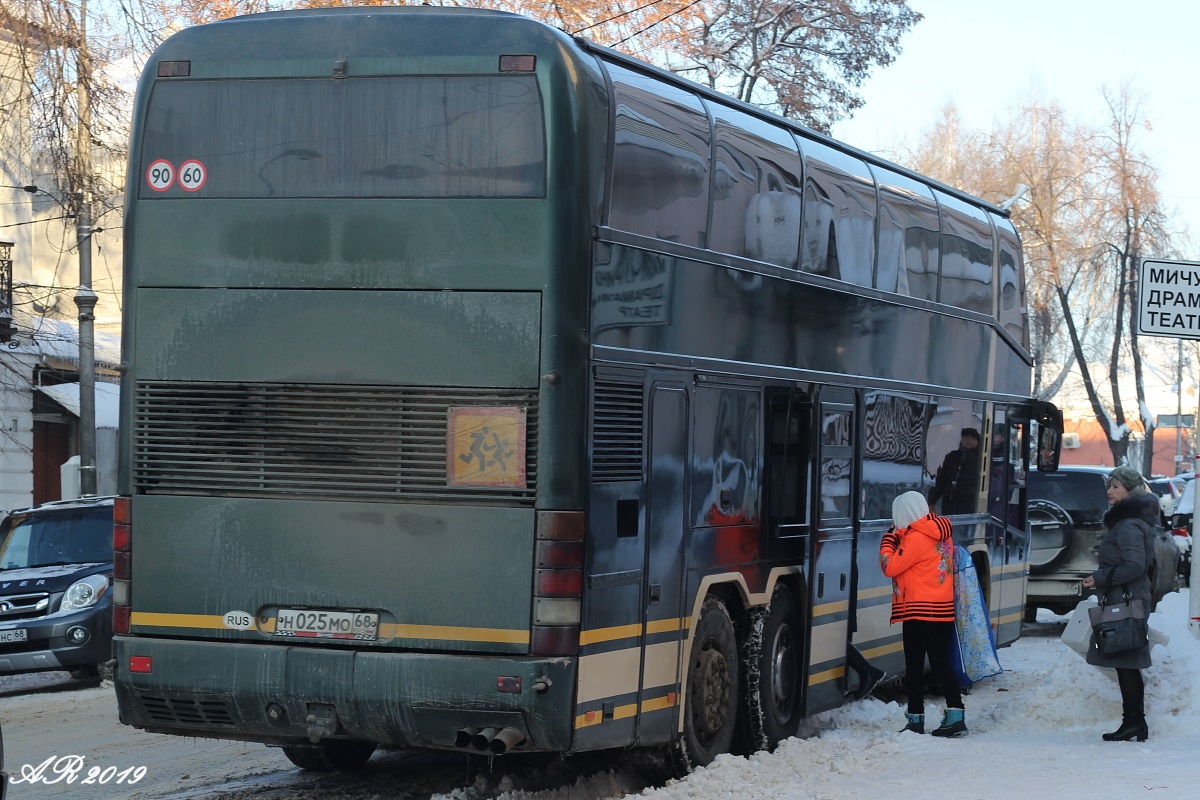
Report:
1148,475,1186,519
1026,466,1179,618
1170,479,1196,586
0,496,114,679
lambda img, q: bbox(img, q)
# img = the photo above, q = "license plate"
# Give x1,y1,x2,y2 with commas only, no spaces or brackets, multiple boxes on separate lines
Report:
274,609,379,641
0,628,27,643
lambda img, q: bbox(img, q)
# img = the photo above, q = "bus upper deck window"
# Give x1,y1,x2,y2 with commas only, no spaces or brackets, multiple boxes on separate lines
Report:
157,61,190,78
500,55,536,72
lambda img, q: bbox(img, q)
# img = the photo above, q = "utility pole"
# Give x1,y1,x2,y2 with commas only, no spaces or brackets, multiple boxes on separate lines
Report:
73,0,97,496
1177,338,1184,474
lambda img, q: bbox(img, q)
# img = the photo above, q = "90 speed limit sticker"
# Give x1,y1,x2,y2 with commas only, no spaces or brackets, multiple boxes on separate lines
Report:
145,158,208,192
145,159,175,191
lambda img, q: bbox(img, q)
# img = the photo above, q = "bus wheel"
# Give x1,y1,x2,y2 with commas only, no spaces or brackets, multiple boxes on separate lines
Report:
280,740,377,771
671,595,739,773
736,584,802,754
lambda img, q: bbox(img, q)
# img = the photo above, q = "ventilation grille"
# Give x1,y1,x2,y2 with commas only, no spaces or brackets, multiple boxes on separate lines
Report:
592,377,644,481
0,592,49,621
134,381,537,504
138,694,236,727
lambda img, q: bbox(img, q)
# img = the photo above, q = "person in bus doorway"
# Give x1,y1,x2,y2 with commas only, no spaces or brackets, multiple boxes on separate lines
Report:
1080,465,1158,742
879,491,967,737
928,428,981,516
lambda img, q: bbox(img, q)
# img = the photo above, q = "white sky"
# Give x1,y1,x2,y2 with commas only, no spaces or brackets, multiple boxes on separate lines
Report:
831,0,1200,244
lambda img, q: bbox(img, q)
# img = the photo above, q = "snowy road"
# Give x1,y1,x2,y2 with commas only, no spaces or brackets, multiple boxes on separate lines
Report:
0,672,636,800
5,592,1200,800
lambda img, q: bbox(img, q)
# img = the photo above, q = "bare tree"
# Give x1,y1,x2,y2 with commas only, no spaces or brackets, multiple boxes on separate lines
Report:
900,89,1177,470
136,0,920,133
1089,85,1172,471
676,0,921,131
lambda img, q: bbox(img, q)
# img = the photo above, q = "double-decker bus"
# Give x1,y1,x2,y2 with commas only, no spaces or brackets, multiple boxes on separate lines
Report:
113,6,1062,774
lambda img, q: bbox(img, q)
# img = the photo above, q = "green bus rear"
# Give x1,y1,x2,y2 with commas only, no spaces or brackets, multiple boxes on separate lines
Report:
116,7,600,765
114,6,1060,773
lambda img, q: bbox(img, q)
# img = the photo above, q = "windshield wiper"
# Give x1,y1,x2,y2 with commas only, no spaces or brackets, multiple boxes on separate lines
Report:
26,561,77,568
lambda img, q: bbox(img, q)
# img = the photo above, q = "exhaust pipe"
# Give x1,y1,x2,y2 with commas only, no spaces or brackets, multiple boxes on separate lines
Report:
471,726,500,751
488,727,526,755
454,727,478,748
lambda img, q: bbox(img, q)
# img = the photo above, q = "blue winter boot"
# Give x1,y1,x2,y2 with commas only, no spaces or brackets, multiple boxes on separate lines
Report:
931,708,967,737
900,712,924,734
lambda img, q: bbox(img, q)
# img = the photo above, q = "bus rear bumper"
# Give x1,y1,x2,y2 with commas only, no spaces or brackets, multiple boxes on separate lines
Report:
112,636,576,752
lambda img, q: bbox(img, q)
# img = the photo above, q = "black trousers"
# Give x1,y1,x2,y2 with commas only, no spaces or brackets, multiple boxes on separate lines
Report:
1116,668,1145,719
902,619,963,714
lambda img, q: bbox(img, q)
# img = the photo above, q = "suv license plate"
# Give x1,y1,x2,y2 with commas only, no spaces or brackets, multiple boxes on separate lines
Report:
0,628,27,643
274,609,379,641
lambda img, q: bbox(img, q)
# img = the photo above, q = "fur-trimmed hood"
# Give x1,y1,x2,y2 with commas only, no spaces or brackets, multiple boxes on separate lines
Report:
1102,490,1161,529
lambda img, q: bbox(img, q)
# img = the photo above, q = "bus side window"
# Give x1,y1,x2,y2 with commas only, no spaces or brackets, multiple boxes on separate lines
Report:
994,215,1029,350
705,102,803,268
935,191,995,314
691,386,761,527
795,135,876,288
871,166,939,300
605,63,710,249
861,391,927,521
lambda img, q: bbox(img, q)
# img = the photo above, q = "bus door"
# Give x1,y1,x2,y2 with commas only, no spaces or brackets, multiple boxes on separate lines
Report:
805,387,859,714
636,383,689,744
763,389,815,714
991,407,1030,635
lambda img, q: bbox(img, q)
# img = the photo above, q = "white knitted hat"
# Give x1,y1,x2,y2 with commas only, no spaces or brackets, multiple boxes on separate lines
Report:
892,491,929,530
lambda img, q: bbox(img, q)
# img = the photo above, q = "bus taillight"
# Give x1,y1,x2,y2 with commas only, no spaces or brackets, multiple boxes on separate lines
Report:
536,569,582,596
114,607,132,636
113,496,132,634
532,511,583,655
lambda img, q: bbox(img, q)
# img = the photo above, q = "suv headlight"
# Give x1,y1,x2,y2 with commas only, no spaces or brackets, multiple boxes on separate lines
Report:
61,574,110,612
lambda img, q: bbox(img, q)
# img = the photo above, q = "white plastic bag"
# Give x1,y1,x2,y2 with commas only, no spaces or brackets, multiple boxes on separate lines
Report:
1060,595,1169,678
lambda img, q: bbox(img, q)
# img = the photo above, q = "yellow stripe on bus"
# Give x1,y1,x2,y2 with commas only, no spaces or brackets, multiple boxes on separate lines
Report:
857,584,893,600
380,623,529,644
129,612,529,645
812,599,849,616
574,694,679,729
131,612,226,629
578,618,687,646
994,610,1025,626
808,665,845,686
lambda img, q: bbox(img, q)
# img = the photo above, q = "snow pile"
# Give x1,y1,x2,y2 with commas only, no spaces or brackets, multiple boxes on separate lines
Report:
436,590,1200,800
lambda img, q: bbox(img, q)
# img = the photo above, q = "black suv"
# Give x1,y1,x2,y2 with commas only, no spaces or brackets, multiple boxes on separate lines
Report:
0,496,114,679
1026,466,1179,617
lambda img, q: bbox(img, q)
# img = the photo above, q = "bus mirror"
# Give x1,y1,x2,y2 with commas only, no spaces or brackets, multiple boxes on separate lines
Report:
1033,401,1063,473
1037,425,1062,472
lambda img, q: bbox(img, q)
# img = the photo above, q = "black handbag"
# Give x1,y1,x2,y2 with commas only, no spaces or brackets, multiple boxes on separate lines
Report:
1088,566,1148,656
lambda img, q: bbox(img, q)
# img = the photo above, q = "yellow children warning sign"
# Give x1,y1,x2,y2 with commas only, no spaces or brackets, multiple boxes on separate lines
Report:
447,406,527,488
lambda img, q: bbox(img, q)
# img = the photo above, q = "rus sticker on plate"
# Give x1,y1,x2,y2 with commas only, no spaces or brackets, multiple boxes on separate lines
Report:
274,609,379,640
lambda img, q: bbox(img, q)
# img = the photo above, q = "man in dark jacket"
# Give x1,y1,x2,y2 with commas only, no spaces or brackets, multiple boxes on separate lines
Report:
928,428,981,516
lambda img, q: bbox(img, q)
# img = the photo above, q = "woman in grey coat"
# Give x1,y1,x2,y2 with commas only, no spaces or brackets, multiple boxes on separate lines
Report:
1081,465,1157,742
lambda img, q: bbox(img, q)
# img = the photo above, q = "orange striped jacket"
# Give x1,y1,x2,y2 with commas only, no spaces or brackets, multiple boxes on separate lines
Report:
878,513,955,623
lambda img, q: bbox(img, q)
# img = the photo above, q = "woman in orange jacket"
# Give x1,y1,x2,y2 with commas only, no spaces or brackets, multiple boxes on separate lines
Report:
879,491,966,737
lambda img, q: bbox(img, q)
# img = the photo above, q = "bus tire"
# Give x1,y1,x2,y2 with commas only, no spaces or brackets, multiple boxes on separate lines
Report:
666,595,739,774
735,584,802,754
280,740,377,771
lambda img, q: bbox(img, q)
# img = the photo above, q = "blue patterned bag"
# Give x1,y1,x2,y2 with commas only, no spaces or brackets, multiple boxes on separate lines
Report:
949,545,1002,687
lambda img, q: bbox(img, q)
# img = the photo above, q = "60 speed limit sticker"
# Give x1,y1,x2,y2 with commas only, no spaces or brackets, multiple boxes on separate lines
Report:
178,160,207,191
145,159,175,192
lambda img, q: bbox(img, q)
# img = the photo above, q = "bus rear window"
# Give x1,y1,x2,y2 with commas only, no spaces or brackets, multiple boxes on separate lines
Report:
139,75,545,199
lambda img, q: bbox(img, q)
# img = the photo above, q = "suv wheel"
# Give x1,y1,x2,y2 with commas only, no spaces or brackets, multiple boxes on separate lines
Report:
1028,499,1073,573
